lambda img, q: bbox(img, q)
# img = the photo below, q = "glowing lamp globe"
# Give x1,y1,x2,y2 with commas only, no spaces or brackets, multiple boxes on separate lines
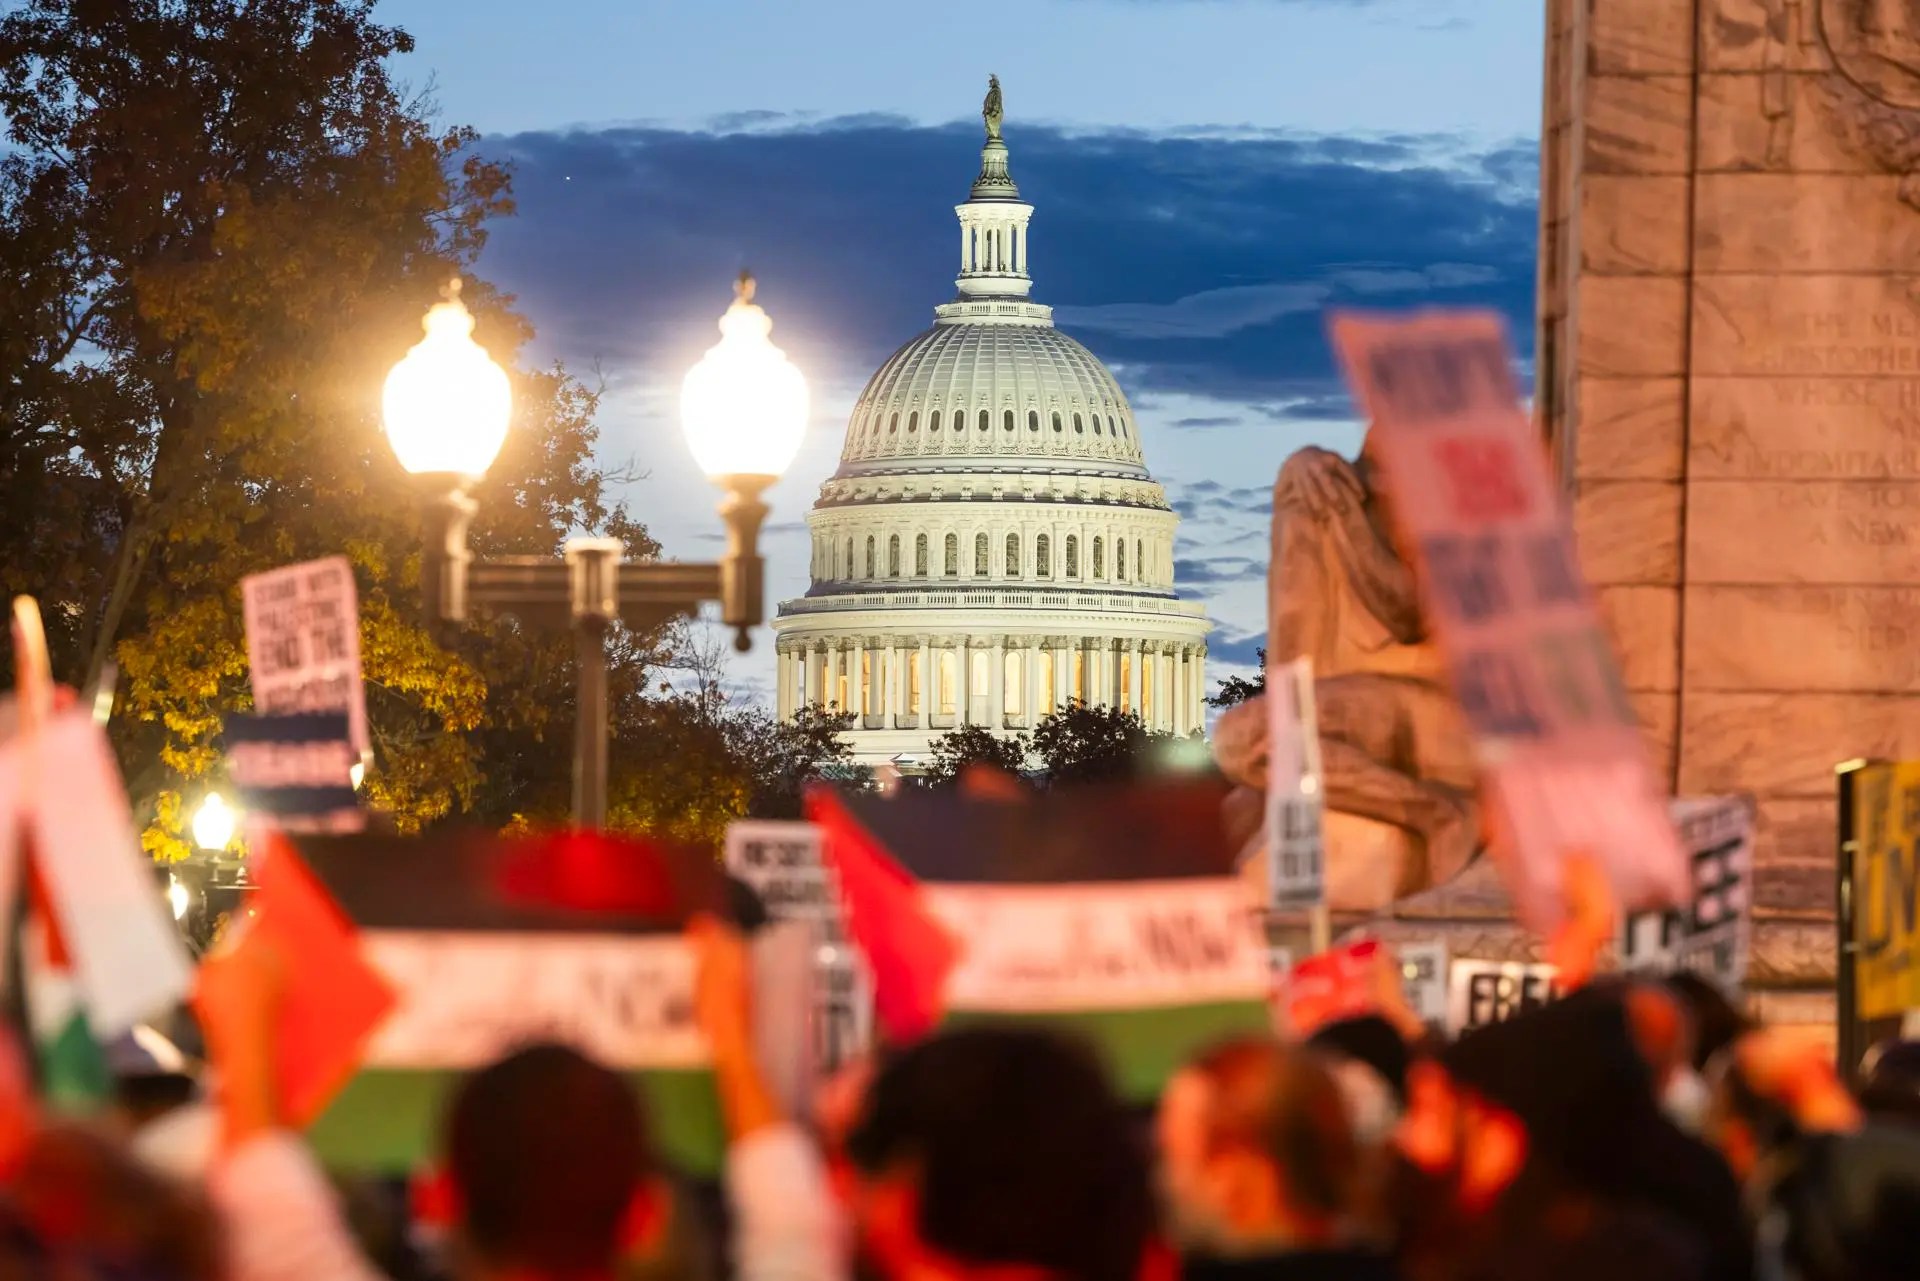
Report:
680,274,807,481
383,281,512,479
192,793,237,852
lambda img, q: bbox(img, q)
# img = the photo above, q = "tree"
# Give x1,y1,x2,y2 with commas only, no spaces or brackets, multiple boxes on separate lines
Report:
924,724,1029,786
0,0,651,855
1207,648,1268,708
1029,703,1175,787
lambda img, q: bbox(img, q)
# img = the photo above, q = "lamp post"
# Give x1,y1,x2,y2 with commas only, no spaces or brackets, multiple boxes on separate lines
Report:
383,274,806,827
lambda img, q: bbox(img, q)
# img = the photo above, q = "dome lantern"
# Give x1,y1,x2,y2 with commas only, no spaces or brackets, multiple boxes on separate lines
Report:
955,75,1035,302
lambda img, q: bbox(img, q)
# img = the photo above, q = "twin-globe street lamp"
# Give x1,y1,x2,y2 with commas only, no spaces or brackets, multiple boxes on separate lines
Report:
381,274,807,827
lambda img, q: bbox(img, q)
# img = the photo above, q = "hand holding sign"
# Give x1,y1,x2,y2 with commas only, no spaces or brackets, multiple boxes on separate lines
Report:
1547,853,1613,993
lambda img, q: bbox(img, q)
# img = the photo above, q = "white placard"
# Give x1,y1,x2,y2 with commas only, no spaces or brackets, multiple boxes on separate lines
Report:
926,879,1270,1013
1398,941,1450,1027
1446,958,1562,1034
241,557,368,756
725,820,833,921
1618,796,1755,989
1264,658,1325,910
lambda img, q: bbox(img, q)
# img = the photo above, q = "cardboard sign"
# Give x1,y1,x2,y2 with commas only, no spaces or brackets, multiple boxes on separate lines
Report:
225,711,363,834
1284,940,1381,1036
1447,958,1562,1034
1264,659,1326,910
1398,940,1450,1028
1619,797,1755,990
1849,762,1920,1020
1329,310,1688,933
242,557,369,758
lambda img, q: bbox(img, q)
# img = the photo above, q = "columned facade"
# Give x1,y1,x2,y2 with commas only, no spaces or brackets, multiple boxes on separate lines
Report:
769,86,1210,768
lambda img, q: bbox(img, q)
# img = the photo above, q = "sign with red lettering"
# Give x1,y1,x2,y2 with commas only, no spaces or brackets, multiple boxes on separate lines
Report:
1330,310,1689,933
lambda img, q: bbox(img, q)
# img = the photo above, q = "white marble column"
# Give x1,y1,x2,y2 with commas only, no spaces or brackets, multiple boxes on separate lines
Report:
1189,648,1205,731
1173,647,1188,731
802,645,820,710
915,636,931,725
889,637,906,726
1125,640,1143,716
956,638,973,725
988,635,1006,729
1023,642,1041,727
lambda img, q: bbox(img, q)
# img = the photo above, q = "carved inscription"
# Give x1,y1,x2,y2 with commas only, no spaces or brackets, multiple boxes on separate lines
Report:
1750,310,1920,375
1689,481,1920,582
1693,378,1920,479
1693,281,1920,377
1685,586,1920,692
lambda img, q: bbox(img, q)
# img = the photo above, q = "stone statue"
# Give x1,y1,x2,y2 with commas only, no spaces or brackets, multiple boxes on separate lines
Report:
1214,435,1482,910
983,75,1004,142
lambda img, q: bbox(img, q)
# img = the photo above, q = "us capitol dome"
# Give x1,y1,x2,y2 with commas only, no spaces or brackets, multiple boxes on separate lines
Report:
769,79,1211,767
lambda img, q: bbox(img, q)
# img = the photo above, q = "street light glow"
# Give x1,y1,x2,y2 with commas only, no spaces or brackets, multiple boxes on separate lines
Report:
382,280,512,479
680,273,807,481
167,876,190,922
191,793,236,852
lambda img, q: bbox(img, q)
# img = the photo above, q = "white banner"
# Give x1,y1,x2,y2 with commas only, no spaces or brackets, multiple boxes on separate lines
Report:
1264,658,1326,910
1446,958,1562,1034
1618,796,1755,989
360,931,708,1071
927,879,1270,1014
241,557,369,757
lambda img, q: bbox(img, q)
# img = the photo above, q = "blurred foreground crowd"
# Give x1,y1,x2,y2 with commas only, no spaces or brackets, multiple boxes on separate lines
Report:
7,917,1920,1281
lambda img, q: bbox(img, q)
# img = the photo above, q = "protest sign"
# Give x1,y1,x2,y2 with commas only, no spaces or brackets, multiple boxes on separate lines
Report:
225,711,364,834
723,819,871,1071
1446,958,1562,1034
1618,797,1755,989
1264,659,1325,911
812,778,1270,1101
1398,940,1449,1028
1848,761,1920,1020
1329,310,1688,934
242,557,369,758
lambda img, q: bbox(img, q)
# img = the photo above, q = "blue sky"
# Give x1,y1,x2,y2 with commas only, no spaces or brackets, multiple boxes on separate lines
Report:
380,0,1544,701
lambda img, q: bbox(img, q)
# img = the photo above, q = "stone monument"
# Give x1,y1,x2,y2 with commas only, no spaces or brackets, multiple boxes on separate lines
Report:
1537,0,1920,1032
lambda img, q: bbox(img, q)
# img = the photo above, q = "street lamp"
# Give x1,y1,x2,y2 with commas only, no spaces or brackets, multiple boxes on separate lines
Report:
384,272,805,828
192,793,237,852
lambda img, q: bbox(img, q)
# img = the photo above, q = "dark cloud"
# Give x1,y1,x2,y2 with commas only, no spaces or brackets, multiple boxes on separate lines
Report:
1174,556,1264,586
477,119,1537,410
1172,415,1241,430
1207,632,1268,668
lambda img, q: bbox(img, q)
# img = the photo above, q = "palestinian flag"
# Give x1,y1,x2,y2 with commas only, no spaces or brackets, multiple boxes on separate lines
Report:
21,858,108,1114
809,778,1271,1101
269,827,752,1178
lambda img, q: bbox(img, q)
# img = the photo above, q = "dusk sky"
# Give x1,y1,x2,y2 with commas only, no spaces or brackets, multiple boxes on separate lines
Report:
380,0,1545,704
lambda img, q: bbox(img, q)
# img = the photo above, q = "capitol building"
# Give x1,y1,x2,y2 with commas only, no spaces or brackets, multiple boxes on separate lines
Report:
770,85,1211,767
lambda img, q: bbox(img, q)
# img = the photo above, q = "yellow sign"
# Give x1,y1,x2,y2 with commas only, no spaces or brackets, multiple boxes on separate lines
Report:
1853,761,1920,1020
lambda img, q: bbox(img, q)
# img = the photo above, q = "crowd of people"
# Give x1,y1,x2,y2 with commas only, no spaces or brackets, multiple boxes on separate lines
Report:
5,909,1920,1281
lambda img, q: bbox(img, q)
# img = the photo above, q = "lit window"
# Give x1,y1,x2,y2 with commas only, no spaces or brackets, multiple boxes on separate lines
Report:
939,651,956,713
1004,651,1022,718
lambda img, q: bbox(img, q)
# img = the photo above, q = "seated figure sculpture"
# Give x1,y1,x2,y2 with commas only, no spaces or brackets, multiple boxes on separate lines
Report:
1214,437,1480,909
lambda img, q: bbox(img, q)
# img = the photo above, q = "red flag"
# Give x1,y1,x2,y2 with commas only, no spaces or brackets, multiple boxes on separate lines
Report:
806,788,957,1043
214,833,396,1127
494,830,683,919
